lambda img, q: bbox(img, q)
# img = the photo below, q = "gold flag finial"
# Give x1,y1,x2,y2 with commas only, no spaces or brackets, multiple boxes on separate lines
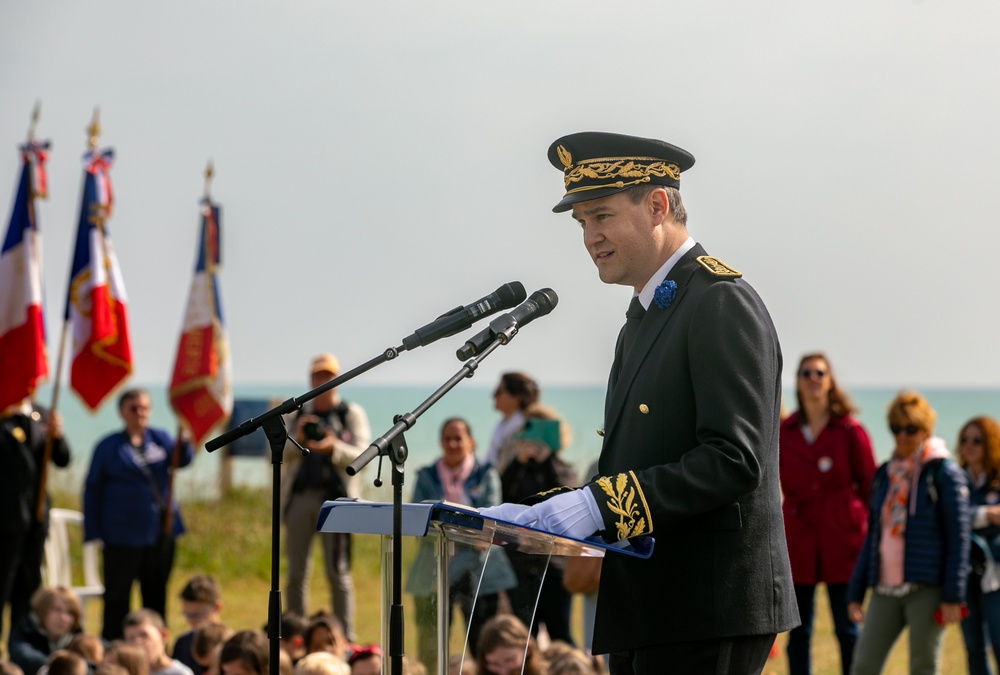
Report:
204,160,215,199
87,107,101,150
27,101,41,142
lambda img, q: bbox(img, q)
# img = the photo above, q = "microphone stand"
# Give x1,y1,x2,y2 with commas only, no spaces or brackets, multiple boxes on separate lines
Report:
205,345,405,675
347,338,505,675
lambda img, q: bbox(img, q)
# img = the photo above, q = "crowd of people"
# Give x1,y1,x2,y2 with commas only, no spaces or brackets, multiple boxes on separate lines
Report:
2,347,999,675
1,355,606,675
0,577,600,675
779,353,998,675
3,352,1000,675
4,347,1000,675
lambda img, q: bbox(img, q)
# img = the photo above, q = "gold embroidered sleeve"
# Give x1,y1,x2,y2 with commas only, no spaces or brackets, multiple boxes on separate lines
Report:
591,470,653,541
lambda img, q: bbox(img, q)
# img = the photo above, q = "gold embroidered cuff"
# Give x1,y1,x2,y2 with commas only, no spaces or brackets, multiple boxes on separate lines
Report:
594,470,652,541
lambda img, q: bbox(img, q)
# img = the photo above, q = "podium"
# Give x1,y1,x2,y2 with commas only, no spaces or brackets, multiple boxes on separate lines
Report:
317,499,653,674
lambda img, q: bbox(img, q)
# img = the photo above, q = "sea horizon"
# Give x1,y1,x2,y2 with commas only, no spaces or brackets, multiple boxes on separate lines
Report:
34,382,1000,506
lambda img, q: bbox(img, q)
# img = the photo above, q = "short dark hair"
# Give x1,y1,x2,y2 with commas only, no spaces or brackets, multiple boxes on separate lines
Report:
192,623,233,660
624,184,687,226
123,608,165,632
220,631,268,675
118,387,150,410
303,613,345,645
440,417,473,439
500,372,539,411
276,611,308,639
46,651,87,675
67,634,103,664
180,575,221,604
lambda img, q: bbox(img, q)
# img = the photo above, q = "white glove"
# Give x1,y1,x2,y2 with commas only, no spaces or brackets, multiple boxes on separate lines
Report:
478,503,533,523
513,488,603,540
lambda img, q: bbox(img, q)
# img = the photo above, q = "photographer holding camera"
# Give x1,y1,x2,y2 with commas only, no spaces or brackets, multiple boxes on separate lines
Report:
281,353,371,641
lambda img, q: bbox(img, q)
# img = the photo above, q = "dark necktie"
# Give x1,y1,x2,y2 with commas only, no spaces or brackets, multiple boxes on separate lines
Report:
622,295,646,361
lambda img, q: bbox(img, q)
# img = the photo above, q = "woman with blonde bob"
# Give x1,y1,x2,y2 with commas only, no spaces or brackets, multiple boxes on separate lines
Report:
7,587,83,675
956,415,1000,675
847,391,970,675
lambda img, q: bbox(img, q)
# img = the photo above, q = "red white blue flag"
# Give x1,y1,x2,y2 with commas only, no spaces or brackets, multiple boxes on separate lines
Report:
64,149,133,410
169,198,232,443
0,141,50,411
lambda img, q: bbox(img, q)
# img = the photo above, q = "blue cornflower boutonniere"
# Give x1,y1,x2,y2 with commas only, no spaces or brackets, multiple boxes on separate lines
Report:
653,279,677,309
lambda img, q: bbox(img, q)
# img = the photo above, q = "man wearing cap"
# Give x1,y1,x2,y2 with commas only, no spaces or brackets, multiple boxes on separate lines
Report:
281,353,371,641
482,132,798,673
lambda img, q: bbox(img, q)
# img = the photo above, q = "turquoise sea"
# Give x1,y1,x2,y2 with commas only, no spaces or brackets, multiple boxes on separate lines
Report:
36,383,1000,505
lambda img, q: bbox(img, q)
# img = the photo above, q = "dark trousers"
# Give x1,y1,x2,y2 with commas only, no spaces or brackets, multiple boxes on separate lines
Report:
101,536,176,641
507,558,574,646
609,633,776,675
413,590,500,669
787,583,856,675
452,577,501,656
0,523,47,637
960,573,1000,675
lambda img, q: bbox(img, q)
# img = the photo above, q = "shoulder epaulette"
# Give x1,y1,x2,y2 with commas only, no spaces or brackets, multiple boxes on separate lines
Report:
696,255,742,278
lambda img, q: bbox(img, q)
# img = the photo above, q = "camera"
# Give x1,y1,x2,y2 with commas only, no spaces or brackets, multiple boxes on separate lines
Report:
302,421,327,442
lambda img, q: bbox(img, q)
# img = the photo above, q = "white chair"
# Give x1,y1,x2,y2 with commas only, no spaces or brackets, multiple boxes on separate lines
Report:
42,508,104,612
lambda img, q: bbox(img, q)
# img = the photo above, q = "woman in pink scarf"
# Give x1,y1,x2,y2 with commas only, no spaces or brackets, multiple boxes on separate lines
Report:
406,418,516,669
847,391,970,675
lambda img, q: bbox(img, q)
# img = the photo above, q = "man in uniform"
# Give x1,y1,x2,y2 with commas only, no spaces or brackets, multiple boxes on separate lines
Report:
482,132,799,674
0,400,70,638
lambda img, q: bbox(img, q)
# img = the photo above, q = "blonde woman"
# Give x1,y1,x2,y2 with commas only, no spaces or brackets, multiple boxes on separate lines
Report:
847,391,970,674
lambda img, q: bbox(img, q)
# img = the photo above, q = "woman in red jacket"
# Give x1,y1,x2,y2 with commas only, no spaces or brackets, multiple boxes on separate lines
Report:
780,353,877,675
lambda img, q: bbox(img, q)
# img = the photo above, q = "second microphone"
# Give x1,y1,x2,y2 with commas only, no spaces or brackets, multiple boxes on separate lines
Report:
455,288,558,360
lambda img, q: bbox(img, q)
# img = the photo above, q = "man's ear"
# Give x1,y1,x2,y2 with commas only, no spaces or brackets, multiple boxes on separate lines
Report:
648,188,669,225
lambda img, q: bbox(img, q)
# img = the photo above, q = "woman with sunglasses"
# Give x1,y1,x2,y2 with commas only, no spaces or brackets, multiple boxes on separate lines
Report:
847,391,970,675
485,372,539,472
956,416,1000,675
779,353,876,675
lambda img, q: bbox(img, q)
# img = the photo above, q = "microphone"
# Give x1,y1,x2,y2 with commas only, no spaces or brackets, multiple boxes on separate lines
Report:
400,282,526,351
455,288,558,360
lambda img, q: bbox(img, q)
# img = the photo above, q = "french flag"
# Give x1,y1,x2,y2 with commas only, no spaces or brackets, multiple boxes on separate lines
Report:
0,142,49,411
64,149,133,410
169,198,232,443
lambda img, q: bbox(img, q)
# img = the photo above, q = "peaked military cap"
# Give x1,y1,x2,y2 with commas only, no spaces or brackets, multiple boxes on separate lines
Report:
547,131,696,213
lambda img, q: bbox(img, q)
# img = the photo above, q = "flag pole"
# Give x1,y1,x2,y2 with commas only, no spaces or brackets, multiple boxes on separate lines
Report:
31,101,59,522
162,159,214,535
37,108,102,520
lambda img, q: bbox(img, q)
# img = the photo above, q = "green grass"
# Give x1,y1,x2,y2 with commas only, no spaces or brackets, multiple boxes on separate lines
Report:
3,488,973,674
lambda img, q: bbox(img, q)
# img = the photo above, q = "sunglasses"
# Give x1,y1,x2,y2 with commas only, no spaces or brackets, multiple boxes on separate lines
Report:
799,369,827,379
890,424,921,436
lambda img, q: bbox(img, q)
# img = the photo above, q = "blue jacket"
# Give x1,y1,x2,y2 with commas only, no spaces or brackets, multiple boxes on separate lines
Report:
848,457,970,604
967,474,1000,566
83,427,194,546
405,459,516,596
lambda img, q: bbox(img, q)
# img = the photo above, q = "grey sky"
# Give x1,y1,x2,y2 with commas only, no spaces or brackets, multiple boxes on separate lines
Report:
3,1,999,392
